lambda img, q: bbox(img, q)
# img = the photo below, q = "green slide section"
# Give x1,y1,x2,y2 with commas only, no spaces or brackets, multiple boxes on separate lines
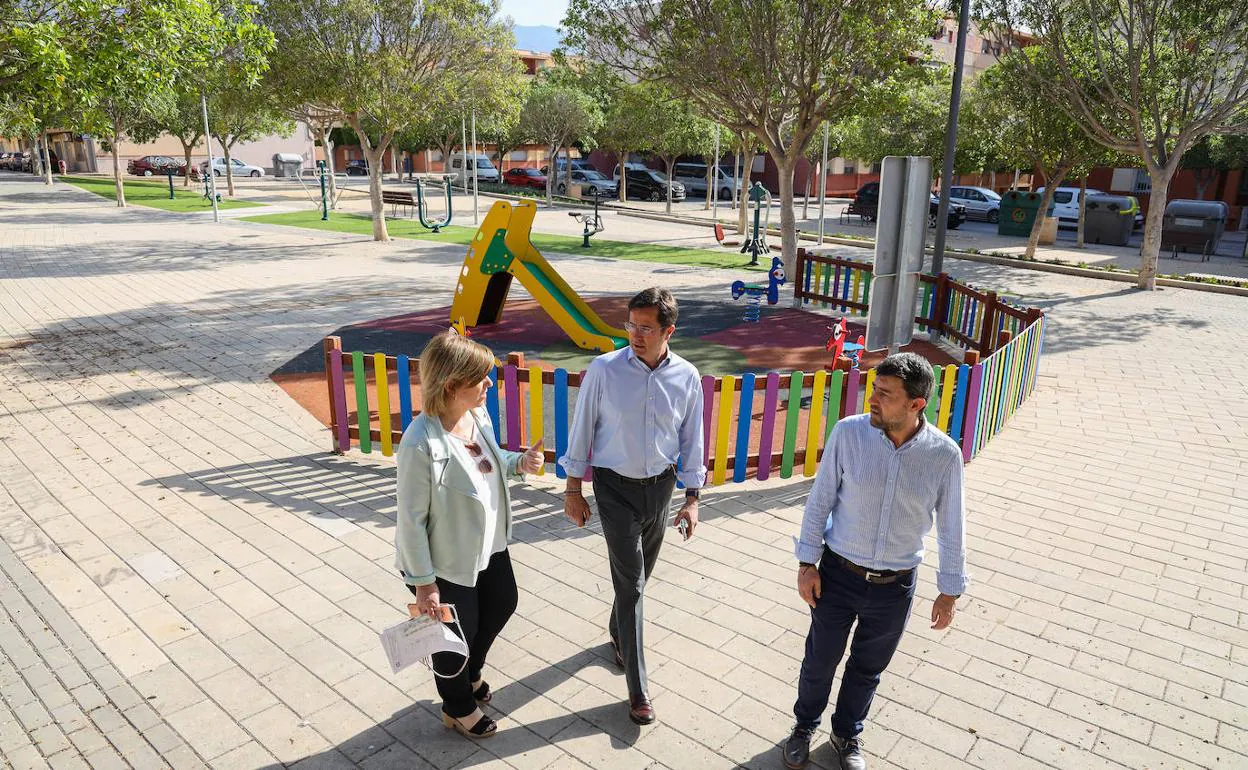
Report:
515,261,628,350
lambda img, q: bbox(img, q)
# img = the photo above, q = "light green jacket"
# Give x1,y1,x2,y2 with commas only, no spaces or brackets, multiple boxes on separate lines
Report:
395,407,524,588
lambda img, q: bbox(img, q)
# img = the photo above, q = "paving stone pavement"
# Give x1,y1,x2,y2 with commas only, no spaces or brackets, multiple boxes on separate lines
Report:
0,174,1245,770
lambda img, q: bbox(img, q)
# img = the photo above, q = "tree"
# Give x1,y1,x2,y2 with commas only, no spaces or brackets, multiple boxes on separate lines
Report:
564,0,935,287
597,82,653,203
971,49,1110,258
516,78,602,207
131,89,204,186
209,83,292,195
1181,135,1248,199
987,0,1248,288
264,0,512,241
631,85,718,214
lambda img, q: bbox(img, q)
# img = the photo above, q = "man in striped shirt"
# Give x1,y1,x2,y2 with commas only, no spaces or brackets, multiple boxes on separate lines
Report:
783,353,967,770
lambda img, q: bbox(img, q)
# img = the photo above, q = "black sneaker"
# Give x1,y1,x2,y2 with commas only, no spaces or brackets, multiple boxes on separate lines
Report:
782,725,815,769
830,734,866,770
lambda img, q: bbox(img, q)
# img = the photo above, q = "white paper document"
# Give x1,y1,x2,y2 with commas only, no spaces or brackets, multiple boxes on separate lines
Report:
379,614,469,674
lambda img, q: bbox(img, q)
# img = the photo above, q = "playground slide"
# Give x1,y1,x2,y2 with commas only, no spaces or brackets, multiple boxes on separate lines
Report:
450,200,628,354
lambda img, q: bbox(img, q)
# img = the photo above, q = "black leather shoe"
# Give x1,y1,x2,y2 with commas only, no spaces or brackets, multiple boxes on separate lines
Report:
831,734,867,770
782,725,814,769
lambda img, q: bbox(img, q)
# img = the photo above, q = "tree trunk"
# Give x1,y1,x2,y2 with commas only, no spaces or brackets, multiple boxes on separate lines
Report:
1024,169,1066,259
1138,165,1178,290
391,148,399,181
180,138,195,187
775,153,799,301
41,129,53,185
564,147,573,193
347,113,391,242
703,161,713,211
1075,177,1087,248
220,139,236,197
990,170,997,191
1193,170,1214,199
738,149,755,234
546,144,556,207
618,153,627,202
317,123,337,202
1012,168,1020,190
111,119,126,207
662,156,673,215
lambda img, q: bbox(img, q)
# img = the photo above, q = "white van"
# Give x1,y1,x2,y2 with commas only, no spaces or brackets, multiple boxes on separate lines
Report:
449,154,500,184
1035,186,1104,228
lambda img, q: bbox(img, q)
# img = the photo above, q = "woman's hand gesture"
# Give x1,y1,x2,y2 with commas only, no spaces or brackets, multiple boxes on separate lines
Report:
519,438,544,474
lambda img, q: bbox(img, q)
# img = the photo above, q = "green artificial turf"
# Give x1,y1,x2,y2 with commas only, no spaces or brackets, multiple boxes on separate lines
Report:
241,209,770,271
64,175,263,212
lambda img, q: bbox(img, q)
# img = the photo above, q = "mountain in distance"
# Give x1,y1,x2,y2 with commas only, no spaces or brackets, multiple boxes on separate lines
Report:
512,25,562,53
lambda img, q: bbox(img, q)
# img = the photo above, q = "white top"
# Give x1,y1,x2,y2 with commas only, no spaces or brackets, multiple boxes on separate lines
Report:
448,424,507,562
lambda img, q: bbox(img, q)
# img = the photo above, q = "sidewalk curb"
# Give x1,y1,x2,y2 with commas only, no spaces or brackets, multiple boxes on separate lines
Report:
617,209,1248,297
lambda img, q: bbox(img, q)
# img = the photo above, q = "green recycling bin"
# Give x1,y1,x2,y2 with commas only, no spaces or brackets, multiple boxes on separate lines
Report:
998,190,1053,237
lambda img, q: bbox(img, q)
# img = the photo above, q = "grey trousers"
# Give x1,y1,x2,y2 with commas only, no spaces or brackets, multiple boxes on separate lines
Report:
593,466,676,698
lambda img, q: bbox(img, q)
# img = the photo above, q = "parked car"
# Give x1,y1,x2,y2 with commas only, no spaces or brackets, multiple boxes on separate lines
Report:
1035,186,1104,229
543,157,595,176
948,185,1002,223
611,161,650,180
623,168,686,202
344,159,369,176
128,155,184,177
853,182,964,229
449,154,500,184
672,162,738,200
198,157,265,178
502,167,547,189
561,169,617,198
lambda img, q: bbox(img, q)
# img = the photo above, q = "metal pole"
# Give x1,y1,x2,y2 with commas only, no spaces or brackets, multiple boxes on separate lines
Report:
200,90,219,223
733,151,740,210
471,110,479,225
461,117,468,194
818,124,829,244
931,0,971,275
712,132,720,221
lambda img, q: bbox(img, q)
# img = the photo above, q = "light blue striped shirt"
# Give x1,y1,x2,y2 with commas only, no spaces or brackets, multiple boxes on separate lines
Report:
795,414,968,596
558,346,707,488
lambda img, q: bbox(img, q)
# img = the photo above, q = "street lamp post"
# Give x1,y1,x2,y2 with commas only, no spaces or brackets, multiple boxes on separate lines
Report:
200,90,220,223
931,0,971,276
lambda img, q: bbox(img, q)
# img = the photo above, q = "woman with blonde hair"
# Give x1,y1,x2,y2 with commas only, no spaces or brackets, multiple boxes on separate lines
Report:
396,331,543,739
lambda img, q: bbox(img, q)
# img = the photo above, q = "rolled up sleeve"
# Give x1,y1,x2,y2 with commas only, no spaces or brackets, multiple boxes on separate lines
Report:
934,453,968,596
395,442,436,586
558,363,600,479
676,375,706,489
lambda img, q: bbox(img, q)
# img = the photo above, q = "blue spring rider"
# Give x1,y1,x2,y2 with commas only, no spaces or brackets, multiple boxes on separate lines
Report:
730,256,787,322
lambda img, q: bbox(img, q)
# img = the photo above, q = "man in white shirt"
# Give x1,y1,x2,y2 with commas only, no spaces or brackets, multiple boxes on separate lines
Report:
558,287,707,726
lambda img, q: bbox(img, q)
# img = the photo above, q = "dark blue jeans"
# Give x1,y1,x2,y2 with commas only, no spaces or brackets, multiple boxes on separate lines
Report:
793,547,917,738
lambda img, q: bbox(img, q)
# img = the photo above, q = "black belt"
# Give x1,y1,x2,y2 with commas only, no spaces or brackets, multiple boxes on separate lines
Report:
593,466,675,486
827,548,912,585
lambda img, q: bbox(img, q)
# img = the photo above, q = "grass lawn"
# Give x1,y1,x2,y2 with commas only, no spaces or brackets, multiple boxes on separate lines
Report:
241,210,771,271
64,175,263,213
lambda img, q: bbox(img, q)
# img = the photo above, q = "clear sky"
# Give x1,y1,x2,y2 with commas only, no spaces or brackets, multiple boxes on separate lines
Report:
499,0,568,27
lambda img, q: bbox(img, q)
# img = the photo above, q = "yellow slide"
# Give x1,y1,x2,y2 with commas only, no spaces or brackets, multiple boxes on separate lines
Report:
450,200,628,353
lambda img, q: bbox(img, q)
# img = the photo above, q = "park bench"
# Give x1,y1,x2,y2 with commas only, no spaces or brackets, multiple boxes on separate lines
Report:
382,189,417,219
840,200,877,225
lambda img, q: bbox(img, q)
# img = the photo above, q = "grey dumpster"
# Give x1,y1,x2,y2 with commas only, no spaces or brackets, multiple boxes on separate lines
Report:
1161,199,1228,259
272,152,303,178
1083,194,1136,246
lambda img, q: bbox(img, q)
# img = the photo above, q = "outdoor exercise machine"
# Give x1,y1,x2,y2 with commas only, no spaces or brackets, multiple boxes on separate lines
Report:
413,173,455,232
568,189,607,247
741,181,770,266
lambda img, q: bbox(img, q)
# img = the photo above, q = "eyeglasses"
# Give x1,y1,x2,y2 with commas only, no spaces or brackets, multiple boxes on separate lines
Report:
624,321,662,336
464,442,493,474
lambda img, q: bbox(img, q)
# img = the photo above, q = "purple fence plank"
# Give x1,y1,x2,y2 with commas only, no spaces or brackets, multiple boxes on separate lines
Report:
702,375,716,467
329,348,349,452
845,368,861,417
757,373,780,481
961,363,984,462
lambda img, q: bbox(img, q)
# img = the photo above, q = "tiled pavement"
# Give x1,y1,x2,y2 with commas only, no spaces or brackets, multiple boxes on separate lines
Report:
0,175,1245,769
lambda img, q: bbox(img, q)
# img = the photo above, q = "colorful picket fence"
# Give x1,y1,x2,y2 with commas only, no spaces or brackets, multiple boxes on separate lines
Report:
322,298,1045,483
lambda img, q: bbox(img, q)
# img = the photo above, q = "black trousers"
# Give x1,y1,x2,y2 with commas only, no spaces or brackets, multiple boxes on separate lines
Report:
407,548,518,718
593,466,676,698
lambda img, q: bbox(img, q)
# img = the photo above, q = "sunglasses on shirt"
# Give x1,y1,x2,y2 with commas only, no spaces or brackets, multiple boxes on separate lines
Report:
464,442,493,474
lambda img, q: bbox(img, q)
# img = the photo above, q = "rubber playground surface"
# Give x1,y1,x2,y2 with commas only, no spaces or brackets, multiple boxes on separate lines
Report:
272,294,956,429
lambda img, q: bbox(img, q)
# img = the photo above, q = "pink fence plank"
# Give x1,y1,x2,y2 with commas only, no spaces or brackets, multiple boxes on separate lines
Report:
329,348,349,452
756,373,780,481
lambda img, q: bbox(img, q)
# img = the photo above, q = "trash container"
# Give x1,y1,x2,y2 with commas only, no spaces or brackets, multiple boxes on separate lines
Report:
1161,200,1228,258
1083,193,1137,246
998,190,1052,237
272,152,303,178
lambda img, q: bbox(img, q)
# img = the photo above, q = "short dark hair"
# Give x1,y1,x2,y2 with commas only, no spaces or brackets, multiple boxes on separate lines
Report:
875,352,933,401
628,287,678,327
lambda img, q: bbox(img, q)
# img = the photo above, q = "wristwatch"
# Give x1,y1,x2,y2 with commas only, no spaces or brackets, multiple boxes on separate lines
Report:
684,488,700,500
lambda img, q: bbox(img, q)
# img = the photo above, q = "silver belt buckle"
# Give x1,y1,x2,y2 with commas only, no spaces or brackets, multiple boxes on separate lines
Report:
864,570,882,582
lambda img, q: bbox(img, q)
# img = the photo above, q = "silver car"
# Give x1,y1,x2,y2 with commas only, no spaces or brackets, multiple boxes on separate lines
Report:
560,169,617,198
949,185,1002,223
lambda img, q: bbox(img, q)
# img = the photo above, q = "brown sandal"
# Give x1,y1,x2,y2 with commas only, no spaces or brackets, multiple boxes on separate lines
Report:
442,707,497,739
